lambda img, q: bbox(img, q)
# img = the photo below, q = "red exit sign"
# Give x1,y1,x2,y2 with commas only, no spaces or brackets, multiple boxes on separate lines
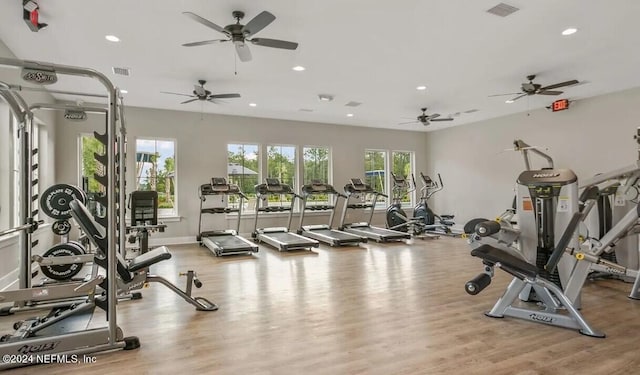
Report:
551,99,570,112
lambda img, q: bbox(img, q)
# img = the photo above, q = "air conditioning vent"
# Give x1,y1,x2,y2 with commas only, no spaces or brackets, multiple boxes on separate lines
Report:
299,108,314,112
112,67,130,76
344,101,362,107
486,3,519,17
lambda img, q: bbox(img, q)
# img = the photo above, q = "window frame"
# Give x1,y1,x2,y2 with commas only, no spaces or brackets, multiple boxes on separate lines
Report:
265,143,298,207
133,136,178,218
363,149,388,209
227,142,261,211
391,150,415,209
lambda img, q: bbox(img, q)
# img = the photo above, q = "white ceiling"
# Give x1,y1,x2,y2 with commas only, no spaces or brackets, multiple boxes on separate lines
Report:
0,0,639,131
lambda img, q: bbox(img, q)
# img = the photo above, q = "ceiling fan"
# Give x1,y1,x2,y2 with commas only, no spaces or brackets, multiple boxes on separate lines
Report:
399,108,454,126
490,74,579,102
182,10,298,62
161,80,240,104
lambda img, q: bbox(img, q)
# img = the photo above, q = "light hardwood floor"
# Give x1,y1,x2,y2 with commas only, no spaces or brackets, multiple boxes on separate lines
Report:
3,237,640,375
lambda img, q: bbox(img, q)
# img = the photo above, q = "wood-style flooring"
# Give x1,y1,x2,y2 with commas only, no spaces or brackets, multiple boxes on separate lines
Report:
3,237,640,375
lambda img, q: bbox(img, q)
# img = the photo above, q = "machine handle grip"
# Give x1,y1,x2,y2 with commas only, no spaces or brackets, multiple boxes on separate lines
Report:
437,173,443,188
475,221,501,237
378,192,389,198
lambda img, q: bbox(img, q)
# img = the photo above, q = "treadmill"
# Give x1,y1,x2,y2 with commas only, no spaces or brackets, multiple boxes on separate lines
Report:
252,178,319,251
298,180,367,246
197,177,258,256
339,178,411,242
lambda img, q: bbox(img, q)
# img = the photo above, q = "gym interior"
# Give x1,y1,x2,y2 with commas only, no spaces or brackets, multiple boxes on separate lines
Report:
0,1,639,374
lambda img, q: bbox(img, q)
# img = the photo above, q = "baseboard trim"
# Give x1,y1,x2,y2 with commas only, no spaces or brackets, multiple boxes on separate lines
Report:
148,236,197,247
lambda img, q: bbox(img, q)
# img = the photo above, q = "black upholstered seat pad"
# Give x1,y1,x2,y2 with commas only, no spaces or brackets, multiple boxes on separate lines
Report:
471,244,539,279
128,246,172,272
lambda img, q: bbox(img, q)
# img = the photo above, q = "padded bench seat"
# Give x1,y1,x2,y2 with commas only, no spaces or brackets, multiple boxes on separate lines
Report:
128,246,172,272
470,244,538,279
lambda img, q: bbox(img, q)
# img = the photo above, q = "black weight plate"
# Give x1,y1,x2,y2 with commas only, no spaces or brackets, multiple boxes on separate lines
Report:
51,220,72,236
65,241,87,255
40,184,86,220
40,243,85,281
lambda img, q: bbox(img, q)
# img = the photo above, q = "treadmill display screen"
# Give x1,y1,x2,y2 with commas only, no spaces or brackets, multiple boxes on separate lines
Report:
211,177,227,186
350,178,363,186
266,178,280,186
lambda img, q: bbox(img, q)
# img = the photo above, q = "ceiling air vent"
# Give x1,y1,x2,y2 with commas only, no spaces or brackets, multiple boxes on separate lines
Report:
486,3,519,17
112,67,130,76
464,109,480,114
344,101,362,107
299,108,314,112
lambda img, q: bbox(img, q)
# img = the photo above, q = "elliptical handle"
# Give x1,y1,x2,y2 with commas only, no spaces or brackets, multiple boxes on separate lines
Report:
437,173,443,188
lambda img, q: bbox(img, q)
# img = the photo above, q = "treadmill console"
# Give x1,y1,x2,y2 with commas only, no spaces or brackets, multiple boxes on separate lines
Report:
311,180,328,191
265,178,283,192
349,178,367,191
211,177,229,192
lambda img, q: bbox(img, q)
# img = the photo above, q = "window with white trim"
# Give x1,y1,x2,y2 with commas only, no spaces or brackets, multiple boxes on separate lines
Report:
227,143,260,209
391,151,414,207
364,149,387,207
135,138,177,217
267,145,296,206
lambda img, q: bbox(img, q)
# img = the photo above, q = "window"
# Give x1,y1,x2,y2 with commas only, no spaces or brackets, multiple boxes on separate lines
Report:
135,138,177,217
303,146,331,205
392,151,414,207
364,149,387,207
267,145,296,205
227,143,260,209
79,134,107,217
303,146,330,185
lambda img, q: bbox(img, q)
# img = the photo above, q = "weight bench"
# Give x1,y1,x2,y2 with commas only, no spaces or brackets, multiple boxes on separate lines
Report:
466,244,604,338
69,200,218,311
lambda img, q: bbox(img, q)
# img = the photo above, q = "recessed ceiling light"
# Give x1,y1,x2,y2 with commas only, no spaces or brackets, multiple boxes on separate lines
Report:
318,94,334,102
292,65,306,71
105,35,120,42
505,99,515,104
120,89,128,94
562,28,577,36
249,103,257,107
346,113,354,117
416,86,427,91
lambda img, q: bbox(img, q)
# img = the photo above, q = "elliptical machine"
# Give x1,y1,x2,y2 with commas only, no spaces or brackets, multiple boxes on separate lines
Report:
414,173,457,236
386,172,438,238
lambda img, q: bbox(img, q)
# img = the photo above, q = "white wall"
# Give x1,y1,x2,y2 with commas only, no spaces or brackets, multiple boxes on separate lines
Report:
0,39,57,289
55,106,429,242
425,87,640,225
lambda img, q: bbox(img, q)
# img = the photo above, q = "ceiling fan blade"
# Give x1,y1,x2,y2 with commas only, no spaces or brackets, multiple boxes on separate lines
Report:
488,92,521,97
181,98,200,104
210,93,241,99
243,11,276,37
428,113,441,120
235,43,252,62
537,90,563,95
250,38,298,50
508,94,528,102
193,85,206,96
161,91,195,98
540,80,579,91
207,98,229,104
182,12,230,36
431,118,454,122
182,39,228,47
